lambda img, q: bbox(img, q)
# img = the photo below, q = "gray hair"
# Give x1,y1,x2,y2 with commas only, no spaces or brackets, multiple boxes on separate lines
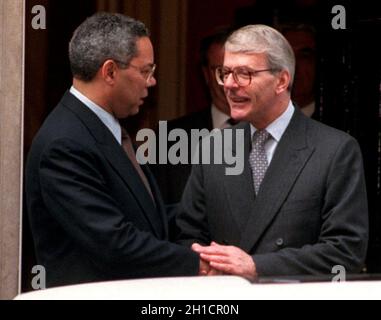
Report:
69,12,149,82
225,25,295,91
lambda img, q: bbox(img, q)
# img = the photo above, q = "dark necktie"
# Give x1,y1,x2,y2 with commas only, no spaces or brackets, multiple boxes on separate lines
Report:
249,130,271,194
227,118,239,126
121,128,155,202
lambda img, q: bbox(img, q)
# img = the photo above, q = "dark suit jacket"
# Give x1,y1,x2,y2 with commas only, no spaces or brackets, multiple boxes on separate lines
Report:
25,91,199,287
151,107,213,205
177,109,369,276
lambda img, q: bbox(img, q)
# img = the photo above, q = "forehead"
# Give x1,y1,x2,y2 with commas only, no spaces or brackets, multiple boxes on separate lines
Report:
223,51,268,68
132,36,154,63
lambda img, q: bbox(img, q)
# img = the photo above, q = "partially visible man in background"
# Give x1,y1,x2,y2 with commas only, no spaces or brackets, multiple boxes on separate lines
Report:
152,28,235,205
279,23,318,118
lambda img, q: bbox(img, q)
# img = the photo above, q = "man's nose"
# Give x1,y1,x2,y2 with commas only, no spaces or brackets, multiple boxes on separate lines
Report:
147,75,157,87
224,73,239,89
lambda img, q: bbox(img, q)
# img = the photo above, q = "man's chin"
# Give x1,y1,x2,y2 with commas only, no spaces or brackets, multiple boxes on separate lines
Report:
129,103,142,116
231,108,249,122
117,106,140,119
131,107,141,116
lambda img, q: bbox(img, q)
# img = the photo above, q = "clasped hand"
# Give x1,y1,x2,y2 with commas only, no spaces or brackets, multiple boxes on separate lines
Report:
193,242,257,281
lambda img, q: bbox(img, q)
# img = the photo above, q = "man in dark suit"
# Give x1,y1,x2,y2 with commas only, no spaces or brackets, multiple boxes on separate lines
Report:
25,13,203,288
152,29,233,205
177,25,369,280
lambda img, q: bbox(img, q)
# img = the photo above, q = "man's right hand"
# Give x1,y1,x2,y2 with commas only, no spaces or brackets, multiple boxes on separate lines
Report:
199,258,210,276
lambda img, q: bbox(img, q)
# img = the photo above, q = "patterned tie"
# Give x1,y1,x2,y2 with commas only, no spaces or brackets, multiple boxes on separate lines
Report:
121,128,155,202
249,130,271,194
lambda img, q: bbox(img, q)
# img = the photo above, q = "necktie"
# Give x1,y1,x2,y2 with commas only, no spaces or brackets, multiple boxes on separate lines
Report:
220,118,239,129
249,130,271,194
227,118,239,126
121,128,155,202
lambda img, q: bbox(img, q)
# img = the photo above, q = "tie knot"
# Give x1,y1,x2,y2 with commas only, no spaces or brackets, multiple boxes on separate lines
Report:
252,130,270,146
227,118,239,126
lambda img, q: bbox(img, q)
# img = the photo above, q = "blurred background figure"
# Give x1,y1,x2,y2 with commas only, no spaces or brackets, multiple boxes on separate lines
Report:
279,23,318,118
199,27,234,129
151,27,234,206
234,0,321,120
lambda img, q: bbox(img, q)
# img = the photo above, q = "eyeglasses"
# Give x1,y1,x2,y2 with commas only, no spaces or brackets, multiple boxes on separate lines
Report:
113,59,156,83
215,66,276,87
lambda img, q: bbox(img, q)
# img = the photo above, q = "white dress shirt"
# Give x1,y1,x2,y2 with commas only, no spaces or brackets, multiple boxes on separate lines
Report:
250,101,295,165
70,86,122,144
211,104,231,129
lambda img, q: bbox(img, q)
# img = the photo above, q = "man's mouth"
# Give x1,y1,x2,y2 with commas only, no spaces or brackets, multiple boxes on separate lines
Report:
229,96,250,104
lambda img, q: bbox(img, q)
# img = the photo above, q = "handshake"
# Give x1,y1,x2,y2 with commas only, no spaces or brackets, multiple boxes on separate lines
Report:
193,242,257,281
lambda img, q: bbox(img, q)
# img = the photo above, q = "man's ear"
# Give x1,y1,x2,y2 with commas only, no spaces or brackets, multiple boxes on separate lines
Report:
101,60,117,85
275,70,291,94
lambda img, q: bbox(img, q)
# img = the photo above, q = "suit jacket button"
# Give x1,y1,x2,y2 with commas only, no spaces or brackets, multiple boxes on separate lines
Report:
276,238,284,247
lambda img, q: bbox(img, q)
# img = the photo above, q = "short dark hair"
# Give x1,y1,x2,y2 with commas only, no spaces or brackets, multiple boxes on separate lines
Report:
200,28,233,67
69,12,149,82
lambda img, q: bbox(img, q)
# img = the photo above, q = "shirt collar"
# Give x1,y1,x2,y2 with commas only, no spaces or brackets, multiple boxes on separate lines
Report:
211,104,231,129
250,101,295,142
70,86,122,144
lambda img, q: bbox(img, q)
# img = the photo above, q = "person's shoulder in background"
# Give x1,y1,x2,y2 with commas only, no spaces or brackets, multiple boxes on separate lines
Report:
165,107,213,133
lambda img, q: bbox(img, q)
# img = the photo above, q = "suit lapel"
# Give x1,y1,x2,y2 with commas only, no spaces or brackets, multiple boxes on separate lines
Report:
142,164,168,238
61,92,164,238
239,110,315,252
98,143,165,238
